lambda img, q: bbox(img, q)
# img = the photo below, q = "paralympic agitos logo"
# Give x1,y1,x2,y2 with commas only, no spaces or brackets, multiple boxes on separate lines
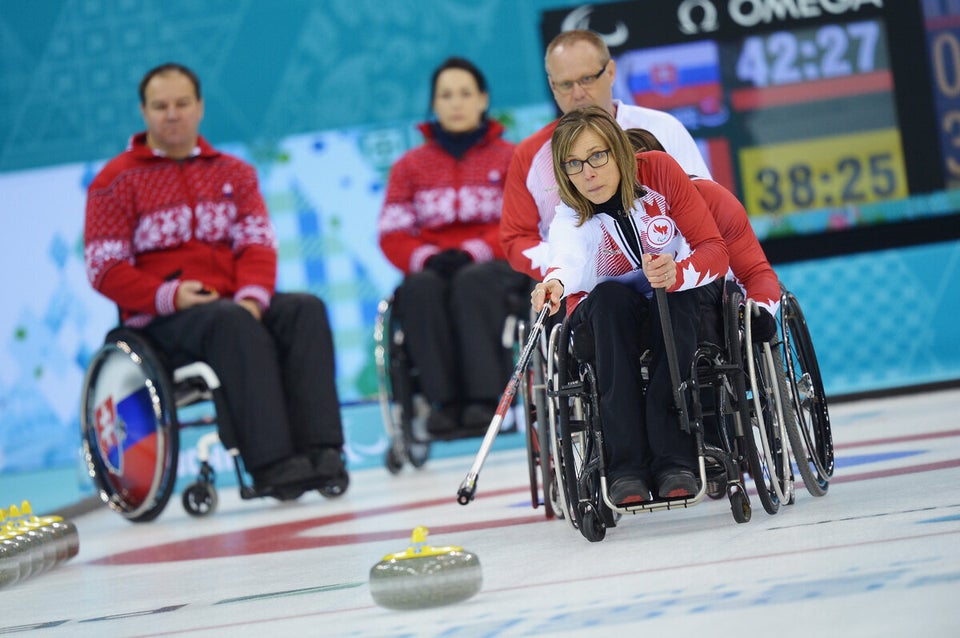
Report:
677,0,884,34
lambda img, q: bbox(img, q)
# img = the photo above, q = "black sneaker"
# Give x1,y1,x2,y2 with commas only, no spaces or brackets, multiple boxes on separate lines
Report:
657,469,698,499
608,475,651,506
251,455,315,492
310,446,346,479
426,403,460,435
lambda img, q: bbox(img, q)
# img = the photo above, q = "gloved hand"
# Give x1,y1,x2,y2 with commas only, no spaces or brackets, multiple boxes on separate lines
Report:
424,249,473,279
750,307,778,342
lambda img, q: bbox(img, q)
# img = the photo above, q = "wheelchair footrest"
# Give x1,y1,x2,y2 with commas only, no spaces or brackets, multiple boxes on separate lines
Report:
548,381,585,398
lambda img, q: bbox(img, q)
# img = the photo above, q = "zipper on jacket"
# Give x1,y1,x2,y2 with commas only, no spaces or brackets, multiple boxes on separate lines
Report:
606,208,645,266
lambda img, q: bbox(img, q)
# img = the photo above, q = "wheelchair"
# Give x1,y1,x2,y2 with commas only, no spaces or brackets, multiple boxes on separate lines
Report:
80,327,347,523
777,284,834,496
374,294,528,472
544,281,795,542
517,309,561,519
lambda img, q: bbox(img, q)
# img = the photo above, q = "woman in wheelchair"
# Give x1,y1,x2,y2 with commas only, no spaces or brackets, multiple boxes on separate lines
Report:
530,106,729,506
378,57,530,437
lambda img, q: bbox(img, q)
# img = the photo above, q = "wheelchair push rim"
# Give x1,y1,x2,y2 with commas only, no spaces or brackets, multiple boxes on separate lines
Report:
80,335,180,522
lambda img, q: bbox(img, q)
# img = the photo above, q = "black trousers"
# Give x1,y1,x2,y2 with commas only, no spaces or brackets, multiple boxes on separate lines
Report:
392,260,530,406
570,280,719,485
141,292,343,471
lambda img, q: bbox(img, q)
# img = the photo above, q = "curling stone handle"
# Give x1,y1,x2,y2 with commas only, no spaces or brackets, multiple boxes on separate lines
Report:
457,474,477,505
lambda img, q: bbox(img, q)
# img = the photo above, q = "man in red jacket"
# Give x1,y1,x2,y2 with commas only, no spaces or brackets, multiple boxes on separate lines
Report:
84,63,347,499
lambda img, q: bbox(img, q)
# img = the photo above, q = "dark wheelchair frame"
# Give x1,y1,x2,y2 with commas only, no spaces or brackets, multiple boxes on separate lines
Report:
80,327,347,523
542,281,801,542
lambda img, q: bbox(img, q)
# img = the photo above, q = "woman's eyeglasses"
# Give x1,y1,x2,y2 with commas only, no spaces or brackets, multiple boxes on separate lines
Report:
562,149,610,175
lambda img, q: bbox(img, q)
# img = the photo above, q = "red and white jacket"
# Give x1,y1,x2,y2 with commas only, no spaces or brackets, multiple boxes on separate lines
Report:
692,177,780,317
545,151,727,314
378,120,515,275
84,133,277,326
501,101,711,280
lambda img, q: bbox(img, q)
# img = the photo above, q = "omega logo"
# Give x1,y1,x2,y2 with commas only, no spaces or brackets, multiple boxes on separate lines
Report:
679,0,719,35
678,0,883,33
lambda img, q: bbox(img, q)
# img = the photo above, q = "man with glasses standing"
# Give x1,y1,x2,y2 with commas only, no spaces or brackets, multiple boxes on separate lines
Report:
500,29,711,280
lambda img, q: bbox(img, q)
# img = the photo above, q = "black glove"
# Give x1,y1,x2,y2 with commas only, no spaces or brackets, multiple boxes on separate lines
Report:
750,307,778,342
424,249,473,279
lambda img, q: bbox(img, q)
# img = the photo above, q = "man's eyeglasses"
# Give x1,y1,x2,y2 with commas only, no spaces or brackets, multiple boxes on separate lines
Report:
550,61,609,95
562,149,611,175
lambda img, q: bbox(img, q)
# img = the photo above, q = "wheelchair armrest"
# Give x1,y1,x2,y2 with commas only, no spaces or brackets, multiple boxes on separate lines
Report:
173,361,221,390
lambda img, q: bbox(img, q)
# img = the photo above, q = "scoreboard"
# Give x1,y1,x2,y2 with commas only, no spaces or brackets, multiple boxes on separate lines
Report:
541,1,960,260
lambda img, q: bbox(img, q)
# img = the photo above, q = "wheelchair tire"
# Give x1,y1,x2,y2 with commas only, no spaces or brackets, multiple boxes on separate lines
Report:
555,325,610,537
780,288,833,496
578,504,606,542
80,332,180,523
385,448,404,475
522,343,556,518
533,347,557,520
730,489,751,524
182,481,217,517
319,471,349,498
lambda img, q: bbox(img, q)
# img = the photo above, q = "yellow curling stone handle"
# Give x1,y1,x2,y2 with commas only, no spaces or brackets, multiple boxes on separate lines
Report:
381,526,464,561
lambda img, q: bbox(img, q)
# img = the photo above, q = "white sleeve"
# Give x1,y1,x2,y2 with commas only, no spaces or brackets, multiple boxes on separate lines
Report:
545,206,595,296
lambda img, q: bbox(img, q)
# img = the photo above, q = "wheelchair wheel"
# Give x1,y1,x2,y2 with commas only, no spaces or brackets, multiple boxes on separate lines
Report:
578,503,607,542
318,470,349,498
551,320,611,541
376,297,430,473
182,481,217,517
521,337,556,518
385,447,403,474
780,288,834,496
730,490,752,523
80,331,180,523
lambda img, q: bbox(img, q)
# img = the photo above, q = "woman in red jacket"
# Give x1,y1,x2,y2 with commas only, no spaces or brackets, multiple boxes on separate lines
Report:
378,57,529,436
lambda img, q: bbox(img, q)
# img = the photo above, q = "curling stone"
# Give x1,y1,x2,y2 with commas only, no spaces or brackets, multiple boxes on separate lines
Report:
18,501,80,567
369,526,482,610
1,528,24,589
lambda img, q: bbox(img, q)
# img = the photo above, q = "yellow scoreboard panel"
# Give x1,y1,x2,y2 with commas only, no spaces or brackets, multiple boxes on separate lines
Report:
739,129,909,217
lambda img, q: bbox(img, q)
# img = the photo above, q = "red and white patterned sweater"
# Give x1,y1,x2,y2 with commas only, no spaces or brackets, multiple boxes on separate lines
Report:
84,133,278,325
378,120,515,274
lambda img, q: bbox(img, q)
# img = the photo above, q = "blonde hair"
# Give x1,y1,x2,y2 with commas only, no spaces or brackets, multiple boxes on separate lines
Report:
551,105,641,225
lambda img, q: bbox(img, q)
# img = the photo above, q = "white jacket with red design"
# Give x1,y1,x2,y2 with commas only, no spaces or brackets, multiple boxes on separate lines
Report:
501,101,711,280
545,151,727,313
